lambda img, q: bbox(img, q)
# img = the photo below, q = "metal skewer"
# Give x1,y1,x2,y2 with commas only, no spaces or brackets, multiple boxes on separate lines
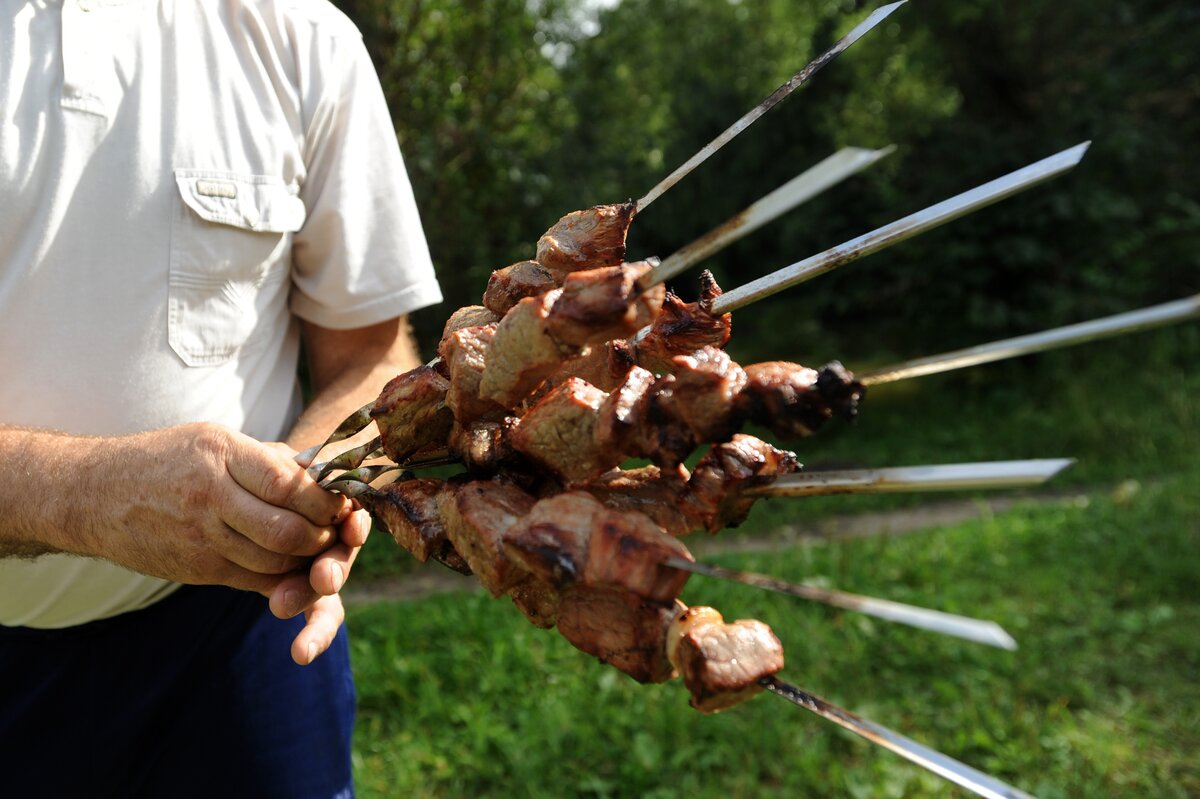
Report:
746,459,1074,497
666,557,1017,649
760,676,1036,799
711,142,1092,315
294,400,376,468
648,146,896,285
859,293,1200,385
307,436,384,482
636,1,907,211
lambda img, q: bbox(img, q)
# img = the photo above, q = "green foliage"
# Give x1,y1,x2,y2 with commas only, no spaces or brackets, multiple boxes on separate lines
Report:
336,0,1198,356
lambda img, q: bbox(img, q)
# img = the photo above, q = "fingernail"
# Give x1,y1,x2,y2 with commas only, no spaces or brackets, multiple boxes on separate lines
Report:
283,589,300,617
331,563,345,592
306,642,319,664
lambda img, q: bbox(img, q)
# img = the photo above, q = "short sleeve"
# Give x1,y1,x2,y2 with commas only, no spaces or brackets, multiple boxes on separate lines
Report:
290,29,443,329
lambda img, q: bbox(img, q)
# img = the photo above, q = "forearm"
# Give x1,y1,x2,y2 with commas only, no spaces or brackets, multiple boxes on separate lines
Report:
286,317,423,451
0,426,106,558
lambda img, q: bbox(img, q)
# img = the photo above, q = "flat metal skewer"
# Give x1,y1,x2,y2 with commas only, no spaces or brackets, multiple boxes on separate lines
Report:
649,146,896,285
711,142,1092,315
666,557,1017,649
294,400,376,468
636,1,907,211
746,458,1074,497
761,676,1036,799
859,293,1200,385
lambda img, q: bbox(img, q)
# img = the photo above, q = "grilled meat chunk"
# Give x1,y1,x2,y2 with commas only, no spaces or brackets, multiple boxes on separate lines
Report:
546,261,666,348
442,324,508,425
369,365,454,463
685,434,799,532
556,586,676,684
448,417,519,473
594,365,657,456
366,478,455,563
479,289,578,409
585,465,697,537
510,378,613,485
737,360,864,439
440,304,500,346
666,346,746,442
504,491,693,603
507,575,560,629
668,607,784,713
536,201,637,278
483,260,558,316
635,271,731,373
438,479,536,596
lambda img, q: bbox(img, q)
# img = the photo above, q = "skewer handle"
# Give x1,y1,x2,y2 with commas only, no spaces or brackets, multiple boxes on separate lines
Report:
860,293,1200,385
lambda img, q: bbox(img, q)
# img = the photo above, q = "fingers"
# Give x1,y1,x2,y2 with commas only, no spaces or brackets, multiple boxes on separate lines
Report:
269,571,321,621
290,594,346,666
224,430,350,527
215,523,310,575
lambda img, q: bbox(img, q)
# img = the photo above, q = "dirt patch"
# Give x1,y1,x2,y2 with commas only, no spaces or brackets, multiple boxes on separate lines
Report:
342,491,1089,606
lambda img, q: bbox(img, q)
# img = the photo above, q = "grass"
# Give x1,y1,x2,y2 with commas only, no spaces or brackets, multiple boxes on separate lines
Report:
342,325,1198,796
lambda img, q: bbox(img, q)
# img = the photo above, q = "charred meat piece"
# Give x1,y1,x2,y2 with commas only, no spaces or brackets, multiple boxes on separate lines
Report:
510,378,614,485
545,261,666,349
534,340,637,400
483,261,558,316
736,360,863,439
594,365,657,457
479,289,578,409
442,324,508,425
536,201,637,279
685,434,799,532
556,586,676,684
504,491,693,603
447,417,521,473
585,465,698,537
635,271,731,373
665,346,746,442
507,575,560,629
365,478,456,564
667,606,784,714
438,479,536,596
369,365,454,463
502,492,599,587
440,305,500,347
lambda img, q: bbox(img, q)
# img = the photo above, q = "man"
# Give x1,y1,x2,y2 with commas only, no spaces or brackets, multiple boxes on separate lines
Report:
0,1,441,795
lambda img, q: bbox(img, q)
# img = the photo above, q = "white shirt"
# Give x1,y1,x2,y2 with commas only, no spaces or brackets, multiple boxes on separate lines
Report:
0,0,443,627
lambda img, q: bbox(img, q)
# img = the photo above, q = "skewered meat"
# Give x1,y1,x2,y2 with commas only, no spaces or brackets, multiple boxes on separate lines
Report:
441,304,501,342
736,360,864,437
685,434,799,532
536,201,637,279
507,575,561,629
666,605,785,713
441,324,508,424
438,478,536,596
483,261,558,316
555,586,677,684
503,491,694,603
448,417,521,473
509,377,612,485
665,347,747,443
545,260,666,348
369,365,454,463
584,465,695,537
478,289,574,408
634,271,732,373
361,479,473,575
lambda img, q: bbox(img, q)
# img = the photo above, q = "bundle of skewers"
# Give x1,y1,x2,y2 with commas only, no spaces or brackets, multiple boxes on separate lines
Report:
299,4,1200,797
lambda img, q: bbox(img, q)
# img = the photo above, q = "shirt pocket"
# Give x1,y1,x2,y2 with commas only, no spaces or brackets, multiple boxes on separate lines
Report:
168,169,307,366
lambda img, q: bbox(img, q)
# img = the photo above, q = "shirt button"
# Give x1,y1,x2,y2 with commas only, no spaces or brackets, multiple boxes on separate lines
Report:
79,0,94,10
244,209,261,228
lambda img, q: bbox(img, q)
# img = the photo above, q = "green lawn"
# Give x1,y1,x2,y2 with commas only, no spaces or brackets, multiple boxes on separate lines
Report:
345,328,1198,797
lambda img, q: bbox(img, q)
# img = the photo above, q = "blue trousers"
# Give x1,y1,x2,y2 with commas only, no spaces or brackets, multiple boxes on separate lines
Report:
0,585,355,799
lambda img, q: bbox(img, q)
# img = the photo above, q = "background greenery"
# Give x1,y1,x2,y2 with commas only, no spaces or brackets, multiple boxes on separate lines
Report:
329,1,1198,795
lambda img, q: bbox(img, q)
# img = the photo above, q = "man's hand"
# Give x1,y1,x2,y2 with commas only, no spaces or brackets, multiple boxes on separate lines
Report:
74,422,353,593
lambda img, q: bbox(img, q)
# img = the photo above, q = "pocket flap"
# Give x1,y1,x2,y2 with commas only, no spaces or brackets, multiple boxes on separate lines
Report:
174,169,307,233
